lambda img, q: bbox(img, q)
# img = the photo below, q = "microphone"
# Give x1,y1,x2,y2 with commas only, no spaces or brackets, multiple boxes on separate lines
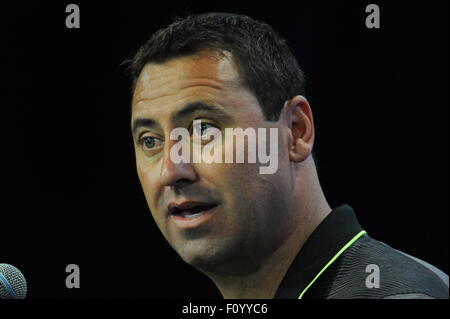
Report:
0,264,27,299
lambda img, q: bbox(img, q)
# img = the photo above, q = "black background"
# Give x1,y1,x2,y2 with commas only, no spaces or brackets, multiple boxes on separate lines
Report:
3,1,448,298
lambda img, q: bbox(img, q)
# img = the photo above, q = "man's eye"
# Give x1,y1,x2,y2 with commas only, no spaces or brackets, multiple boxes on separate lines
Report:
141,136,163,150
193,122,216,136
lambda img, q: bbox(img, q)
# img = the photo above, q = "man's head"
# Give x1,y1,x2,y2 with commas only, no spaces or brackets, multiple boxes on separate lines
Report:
126,13,317,275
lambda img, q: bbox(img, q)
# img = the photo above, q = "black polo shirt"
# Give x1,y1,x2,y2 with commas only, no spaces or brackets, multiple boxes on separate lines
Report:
274,204,449,299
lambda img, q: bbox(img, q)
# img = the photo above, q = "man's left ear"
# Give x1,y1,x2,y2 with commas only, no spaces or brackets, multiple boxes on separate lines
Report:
281,95,315,163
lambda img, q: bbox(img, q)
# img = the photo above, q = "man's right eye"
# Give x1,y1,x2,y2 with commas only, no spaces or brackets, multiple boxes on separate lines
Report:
141,136,163,150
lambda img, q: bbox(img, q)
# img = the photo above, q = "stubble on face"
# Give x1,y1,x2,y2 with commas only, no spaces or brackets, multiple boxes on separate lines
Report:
132,50,294,275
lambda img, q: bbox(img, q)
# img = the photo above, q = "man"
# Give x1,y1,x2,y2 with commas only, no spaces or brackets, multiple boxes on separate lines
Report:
125,12,448,299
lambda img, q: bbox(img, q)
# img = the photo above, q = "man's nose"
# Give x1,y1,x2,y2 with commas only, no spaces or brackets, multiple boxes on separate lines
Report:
159,143,197,189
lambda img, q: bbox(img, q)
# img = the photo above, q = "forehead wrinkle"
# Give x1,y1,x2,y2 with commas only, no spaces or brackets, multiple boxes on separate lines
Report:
134,85,230,115
134,98,229,127
133,78,228,108
133,81,263,127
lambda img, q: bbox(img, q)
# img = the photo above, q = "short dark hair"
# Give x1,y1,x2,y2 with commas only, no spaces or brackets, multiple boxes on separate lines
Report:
124,12,318,169
124,12,305,121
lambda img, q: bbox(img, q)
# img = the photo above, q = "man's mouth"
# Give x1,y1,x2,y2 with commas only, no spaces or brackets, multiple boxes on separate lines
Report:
168,201,218,220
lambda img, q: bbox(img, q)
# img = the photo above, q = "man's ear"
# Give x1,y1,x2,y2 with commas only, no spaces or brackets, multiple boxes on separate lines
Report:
280,96,315,163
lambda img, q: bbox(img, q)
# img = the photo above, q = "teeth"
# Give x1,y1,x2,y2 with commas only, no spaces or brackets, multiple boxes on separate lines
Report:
170,204,217,218
181,211,204,218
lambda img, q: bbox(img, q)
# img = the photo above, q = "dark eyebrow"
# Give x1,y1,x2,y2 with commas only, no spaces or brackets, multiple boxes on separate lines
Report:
131,118,159,136
132,102,231,136
173,102,231,122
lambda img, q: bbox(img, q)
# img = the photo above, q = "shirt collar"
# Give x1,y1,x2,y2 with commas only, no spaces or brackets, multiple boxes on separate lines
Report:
274,204,363,298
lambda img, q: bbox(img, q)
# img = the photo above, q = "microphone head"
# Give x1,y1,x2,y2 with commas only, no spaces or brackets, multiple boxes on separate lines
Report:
0,263,27,299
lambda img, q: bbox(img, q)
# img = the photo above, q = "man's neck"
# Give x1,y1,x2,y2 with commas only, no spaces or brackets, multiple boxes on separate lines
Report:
214,225,312,299
207,195,331,298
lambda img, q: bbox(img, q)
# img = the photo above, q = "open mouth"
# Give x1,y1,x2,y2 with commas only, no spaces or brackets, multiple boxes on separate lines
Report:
168,203,218,219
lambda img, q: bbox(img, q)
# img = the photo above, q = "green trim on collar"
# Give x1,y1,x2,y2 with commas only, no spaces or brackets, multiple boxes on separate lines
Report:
298,230,367,299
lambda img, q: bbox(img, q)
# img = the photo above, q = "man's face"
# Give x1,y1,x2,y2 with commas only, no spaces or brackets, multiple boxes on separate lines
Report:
131,51,294,272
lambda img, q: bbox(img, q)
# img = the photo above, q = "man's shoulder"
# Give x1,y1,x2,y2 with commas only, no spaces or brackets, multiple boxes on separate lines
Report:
306,234,449,299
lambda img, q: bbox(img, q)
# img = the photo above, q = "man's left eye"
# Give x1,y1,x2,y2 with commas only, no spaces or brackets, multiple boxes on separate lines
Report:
193,122,216,136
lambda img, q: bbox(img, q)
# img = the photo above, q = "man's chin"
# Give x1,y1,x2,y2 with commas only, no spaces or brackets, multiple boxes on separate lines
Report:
178,244,225,268
173,238,236,270
174,240,261,276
